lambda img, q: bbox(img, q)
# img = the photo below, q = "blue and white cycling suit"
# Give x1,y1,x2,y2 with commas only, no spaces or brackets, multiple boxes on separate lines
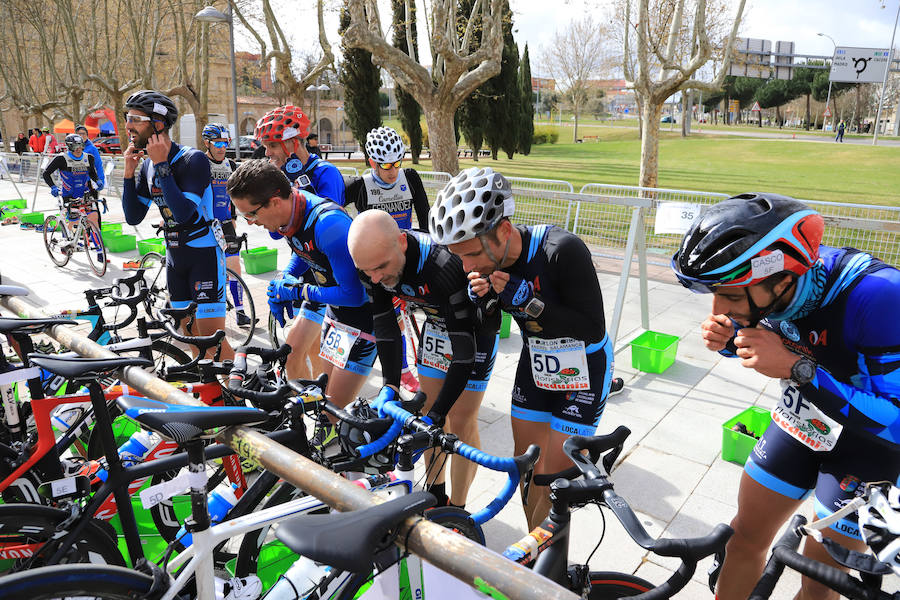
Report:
209,157,240,257
43,152,98,201
122,143,225,319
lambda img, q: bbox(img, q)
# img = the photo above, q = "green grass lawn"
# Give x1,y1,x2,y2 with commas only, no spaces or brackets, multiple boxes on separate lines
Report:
367,123,900,207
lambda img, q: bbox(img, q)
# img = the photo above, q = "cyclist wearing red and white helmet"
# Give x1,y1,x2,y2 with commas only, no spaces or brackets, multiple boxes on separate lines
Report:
672,193,900,600
254,105,345,206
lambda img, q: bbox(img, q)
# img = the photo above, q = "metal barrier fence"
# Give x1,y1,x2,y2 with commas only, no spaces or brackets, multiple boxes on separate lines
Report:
507,176,575,230
0,293,577,600
337,166,359,176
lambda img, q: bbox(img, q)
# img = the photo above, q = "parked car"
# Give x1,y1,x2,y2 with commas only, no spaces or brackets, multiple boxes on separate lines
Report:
93,136,122,154
225,136,258,159
661,115,676,123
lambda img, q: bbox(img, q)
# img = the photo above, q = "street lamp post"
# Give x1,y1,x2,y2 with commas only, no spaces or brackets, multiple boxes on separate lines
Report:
305,82,331,140
874,1,900,145
195,5,241,160
817,32,836,133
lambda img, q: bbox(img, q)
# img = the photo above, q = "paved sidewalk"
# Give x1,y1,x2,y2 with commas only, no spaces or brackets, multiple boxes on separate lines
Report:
0,180,895,599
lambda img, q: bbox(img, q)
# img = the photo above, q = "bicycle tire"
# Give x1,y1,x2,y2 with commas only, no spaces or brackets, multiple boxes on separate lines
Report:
587,571,654,598
0,564,154,600
0,504,124,575
42,214,71,267
139,250,168,318
82,220,107,277
224,267,257,347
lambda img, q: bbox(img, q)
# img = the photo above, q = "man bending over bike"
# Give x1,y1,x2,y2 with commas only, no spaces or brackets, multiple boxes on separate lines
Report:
120,90,232,360
671,193,900,600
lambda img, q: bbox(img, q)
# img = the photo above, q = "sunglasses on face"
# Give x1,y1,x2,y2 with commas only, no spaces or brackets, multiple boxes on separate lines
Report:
124,114,153,124
211,140,229,148
237,202,268,221
378,160,402,170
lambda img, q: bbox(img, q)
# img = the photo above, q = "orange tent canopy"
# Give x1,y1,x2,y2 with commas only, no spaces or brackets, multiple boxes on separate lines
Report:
53,119,100,138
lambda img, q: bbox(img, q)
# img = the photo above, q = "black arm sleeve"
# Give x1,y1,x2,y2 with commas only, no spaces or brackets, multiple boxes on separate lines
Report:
346,177,366,215
535,233,607,341
87,154,99,183
404,169,430,232
42,155,64,187
371,285,405,388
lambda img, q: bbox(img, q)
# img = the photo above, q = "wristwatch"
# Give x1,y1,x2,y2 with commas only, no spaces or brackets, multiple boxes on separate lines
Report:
523,297,545,319
790,356,817,386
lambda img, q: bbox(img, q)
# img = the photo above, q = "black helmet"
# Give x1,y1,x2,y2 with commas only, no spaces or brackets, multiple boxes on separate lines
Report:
336,399,394,474
124,90,178,129
672,193,825,293
65,133,84,152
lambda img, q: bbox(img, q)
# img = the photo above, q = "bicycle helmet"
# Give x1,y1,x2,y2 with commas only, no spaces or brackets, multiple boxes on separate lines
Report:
337,399,394,473
254,105,310,143
428,167,514,244
672,193,824,293
124,90,178,129
65,134,84,152
365,127,405,163
858,483,900,576
202,123,230,141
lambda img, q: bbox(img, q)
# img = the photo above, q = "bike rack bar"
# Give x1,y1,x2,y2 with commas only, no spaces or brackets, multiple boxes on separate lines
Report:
0,294,578,600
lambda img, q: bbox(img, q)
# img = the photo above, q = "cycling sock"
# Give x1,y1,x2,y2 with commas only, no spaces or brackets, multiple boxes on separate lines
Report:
449,501,465,510
427,482,448,506
229,279,244,311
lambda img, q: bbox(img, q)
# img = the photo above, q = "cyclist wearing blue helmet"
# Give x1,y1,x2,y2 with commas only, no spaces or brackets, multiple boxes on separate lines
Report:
672,193,900,600
202,123,252,328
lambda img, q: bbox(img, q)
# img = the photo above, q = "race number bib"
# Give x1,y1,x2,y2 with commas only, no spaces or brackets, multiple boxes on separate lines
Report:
772,381,843,452
419,322,452,373
319,319,361,369
527,337,590,391
211,219,226,251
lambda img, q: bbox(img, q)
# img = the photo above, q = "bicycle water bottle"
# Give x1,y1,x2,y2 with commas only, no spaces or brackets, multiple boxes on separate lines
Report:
265,556,333,600
177,482,239,548
51,402,89,435
94,429,159,482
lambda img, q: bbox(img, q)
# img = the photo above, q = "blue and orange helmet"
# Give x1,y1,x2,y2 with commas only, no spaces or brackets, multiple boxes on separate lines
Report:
672,193,825,293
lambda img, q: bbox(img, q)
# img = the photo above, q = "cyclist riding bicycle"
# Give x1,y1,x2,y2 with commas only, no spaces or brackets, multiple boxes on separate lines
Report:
202,122,252,328
42,133,101,228
671,193,900,600
346,126,432,393
120,89,232,361
348,209,500,508
432,167,624,530
74,124,106,199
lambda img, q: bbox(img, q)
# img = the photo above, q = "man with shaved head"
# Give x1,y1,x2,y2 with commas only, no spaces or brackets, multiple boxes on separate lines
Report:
348,210,499,509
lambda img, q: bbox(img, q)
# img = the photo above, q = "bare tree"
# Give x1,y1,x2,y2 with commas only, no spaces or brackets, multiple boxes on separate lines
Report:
228,0,334,106
542,16,613,143
341,0,507,173
621,0,746,188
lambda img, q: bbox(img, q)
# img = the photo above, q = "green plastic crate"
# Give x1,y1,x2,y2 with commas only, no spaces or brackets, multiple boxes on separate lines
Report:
499,311,512,339
0,199,26,209
241,247,278,274
721,406,771,466
20,211,45,225
138,237,166,256
105,233,137,253
630,330,679,373
101,222,123,236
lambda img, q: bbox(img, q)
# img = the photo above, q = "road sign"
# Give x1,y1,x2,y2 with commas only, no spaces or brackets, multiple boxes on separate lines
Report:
750,101,761,112
823,106,832,118
829,47,892,83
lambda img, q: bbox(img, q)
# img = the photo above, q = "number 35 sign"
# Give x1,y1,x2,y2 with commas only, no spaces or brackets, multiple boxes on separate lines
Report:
654,202,702,235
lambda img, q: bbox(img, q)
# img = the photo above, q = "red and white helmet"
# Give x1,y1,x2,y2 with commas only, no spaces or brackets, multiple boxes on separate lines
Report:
255,105,310,143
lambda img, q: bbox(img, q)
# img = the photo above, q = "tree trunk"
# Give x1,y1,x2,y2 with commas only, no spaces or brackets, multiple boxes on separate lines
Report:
113,95,128,151
639,101,663,189
572,103,579,143
425,108,459,174
805,93,811,130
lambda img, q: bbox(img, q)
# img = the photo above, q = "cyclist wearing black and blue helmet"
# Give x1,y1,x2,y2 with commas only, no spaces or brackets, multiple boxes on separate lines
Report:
121,90,232,360
672,193,900,600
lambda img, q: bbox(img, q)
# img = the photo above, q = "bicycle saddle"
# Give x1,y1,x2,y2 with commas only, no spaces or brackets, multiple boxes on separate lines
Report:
275,491,437,573
0,317,74,335
28,354,152,379
116,395,268,443
0,285,28,297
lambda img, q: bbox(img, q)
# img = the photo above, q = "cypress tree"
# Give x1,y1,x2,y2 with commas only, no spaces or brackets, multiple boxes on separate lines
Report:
391,0,424,163
339,0,382,159
457,0,488,160
518,44,534,155
482,0,520,160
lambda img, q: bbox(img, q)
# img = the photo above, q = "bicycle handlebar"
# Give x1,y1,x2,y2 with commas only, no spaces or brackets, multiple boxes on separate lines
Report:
227,344,296,408
532,425,630,486
357,386,540,525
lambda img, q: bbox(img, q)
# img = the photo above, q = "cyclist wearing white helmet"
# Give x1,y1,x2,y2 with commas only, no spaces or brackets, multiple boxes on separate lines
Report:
432,167,623,530
672,193,900,600
347,126,431,392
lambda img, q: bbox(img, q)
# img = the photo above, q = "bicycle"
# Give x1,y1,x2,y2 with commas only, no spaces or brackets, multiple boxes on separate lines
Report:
748,481,900,600
140,233,257,347
42,194,108,277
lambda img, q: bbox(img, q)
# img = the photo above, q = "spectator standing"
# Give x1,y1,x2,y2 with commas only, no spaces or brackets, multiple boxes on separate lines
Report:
835,120,845,142
29,129,45,153
14,133,29,155
306,133,320,157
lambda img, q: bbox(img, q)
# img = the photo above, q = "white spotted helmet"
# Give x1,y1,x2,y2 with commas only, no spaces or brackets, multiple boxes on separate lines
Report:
429,167,514,245
365,127,405,163
858,483,900,576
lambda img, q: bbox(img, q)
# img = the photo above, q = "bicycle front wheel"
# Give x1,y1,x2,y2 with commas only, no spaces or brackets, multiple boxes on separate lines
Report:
587,571,654,598
0,564,154,600
140,251,169,318
82,221,107,277
224,267,257,347
43,214,71,267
